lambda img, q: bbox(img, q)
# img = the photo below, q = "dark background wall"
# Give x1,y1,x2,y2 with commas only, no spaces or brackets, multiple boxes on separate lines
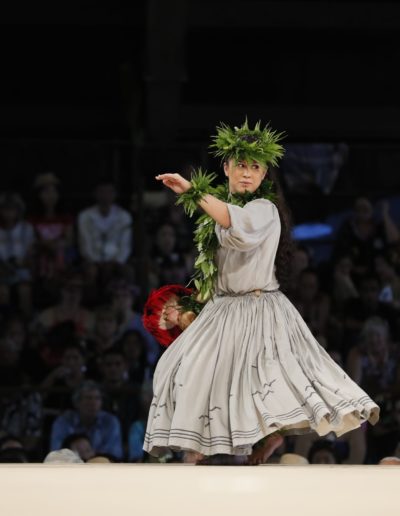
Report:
0,1,399,216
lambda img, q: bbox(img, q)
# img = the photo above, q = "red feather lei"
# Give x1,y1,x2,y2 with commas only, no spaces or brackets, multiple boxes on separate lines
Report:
142,284,193,347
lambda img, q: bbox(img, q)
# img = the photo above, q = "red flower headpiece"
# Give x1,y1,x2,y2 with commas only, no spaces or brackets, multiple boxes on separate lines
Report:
142,284,193,347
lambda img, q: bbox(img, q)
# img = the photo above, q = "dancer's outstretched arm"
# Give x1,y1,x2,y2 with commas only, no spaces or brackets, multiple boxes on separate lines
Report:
156,173,231,228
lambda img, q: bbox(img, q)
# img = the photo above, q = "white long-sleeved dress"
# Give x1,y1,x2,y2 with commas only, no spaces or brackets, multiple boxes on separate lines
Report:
143,198,379,457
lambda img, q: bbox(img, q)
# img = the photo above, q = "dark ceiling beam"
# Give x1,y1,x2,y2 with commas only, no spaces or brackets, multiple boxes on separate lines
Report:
0,6,144,25
188,1,400,30
179,105,400,141
144,0,188,142
1,2,400,30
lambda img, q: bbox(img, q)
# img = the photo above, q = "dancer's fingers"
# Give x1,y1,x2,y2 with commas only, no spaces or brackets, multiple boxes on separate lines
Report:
156,173,178,180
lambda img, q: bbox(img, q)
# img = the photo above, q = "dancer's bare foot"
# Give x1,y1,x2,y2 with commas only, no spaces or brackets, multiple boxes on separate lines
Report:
183,451,204,463
247,433,284,465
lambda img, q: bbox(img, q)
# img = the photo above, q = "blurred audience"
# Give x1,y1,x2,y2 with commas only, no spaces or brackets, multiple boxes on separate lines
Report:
50,380,123,460
85,305,119,379
293,267,331,338
0,177,399,465
333,197,399,280
43,448,84,464
308,439,342,464
34,271,94,338
78,180,133,295
0,192,35,316
40,342,87,413
28,173,75,305
0,340,43,454
108,278,160,367
99,348,139,441
346,317,399,399
119,330,152,385
62,432,95,462
0,434,30,462
128,381,153,462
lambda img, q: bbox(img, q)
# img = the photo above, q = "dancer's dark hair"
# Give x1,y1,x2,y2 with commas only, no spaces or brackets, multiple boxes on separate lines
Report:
269,167,294,292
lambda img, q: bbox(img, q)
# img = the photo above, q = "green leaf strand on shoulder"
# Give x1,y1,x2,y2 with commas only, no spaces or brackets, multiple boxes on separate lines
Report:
175,168,276,313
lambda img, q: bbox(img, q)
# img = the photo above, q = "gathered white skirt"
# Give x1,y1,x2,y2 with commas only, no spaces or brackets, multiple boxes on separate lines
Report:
143,290,380,457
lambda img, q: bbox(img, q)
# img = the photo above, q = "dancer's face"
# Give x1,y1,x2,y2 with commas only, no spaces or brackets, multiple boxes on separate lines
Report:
224,159,267,194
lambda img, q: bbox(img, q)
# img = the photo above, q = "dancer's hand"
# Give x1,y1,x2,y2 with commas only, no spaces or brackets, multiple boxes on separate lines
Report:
155,173,192,195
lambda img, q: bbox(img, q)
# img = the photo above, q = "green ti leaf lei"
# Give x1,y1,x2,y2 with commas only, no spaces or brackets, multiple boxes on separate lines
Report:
176,168,276,314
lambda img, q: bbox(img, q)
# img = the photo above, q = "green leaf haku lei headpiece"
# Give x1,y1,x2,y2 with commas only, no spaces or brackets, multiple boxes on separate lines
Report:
176,120,285,314
210,118,285,167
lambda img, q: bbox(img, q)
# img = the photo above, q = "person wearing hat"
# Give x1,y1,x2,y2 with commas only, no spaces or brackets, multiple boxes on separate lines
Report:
0,192,35,316
142,120,380,465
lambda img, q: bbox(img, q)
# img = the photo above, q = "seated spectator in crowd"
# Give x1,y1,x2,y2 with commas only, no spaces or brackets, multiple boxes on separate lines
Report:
0,310,48,384
78,180,132,290
1,312,27,354
86,453,118,463
153,189,195,253
374,252,400,310
30,321,78,378
326,347,344,367
0,312,33,382
346,317,399,398
108,279,160,367
279,453,309,465
28,173,75,292
0,332,29,388
0,192,35,316
285,244,311,301
0,433,25,451
0,448,30,463
43,448,83,464
40,342,87,414
150,223,191,288
99,349,139,441
330,254,359,312
293,268,331,338
119,330,152,385
293,425,367,465
367,397,400,463
33,271,94,367
346,316,400,462
342,275,400,350
307,439,342,464
0,337,43,454
0,433,30,462
157,254,190,287
85,305,119,379
332,197,399,280
50,380,123,460
62,432,95,462
323,255,360,353
128,381,153,462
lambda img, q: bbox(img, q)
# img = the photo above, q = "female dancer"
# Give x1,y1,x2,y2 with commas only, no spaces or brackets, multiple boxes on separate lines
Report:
143,121,379,465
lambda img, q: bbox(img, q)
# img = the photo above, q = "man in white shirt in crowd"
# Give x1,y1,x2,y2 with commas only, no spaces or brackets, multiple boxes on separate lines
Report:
78,181,133,286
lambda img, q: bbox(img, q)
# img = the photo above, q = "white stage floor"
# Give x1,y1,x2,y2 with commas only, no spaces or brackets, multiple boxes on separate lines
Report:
0,464,397,516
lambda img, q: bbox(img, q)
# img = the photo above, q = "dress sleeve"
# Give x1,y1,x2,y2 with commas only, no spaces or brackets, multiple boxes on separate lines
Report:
215,199,280,252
